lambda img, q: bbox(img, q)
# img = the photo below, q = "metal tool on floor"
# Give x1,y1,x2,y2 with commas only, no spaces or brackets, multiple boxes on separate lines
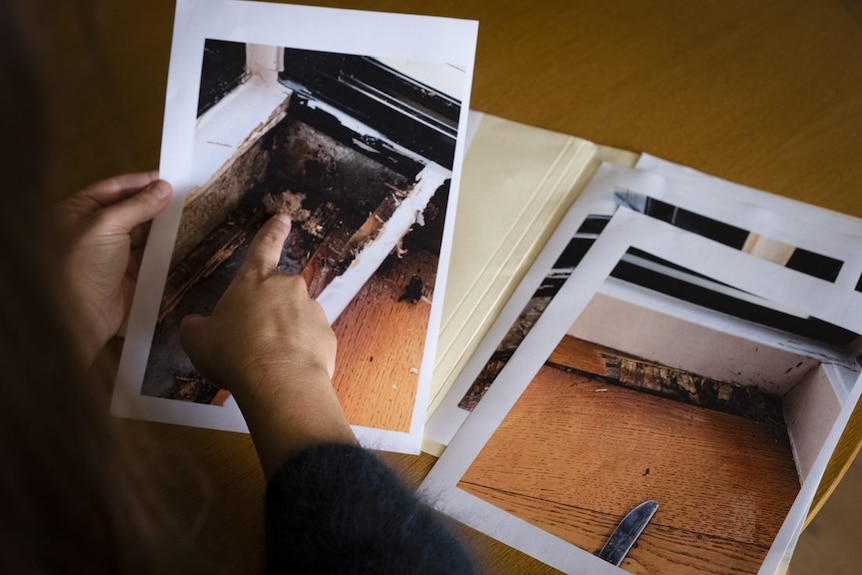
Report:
597,500,659,566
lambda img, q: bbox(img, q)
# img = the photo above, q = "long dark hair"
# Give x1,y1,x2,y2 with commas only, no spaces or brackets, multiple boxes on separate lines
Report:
0,3,216,572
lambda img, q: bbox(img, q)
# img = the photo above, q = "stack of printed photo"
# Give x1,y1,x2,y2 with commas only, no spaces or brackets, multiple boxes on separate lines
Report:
422,112,862,575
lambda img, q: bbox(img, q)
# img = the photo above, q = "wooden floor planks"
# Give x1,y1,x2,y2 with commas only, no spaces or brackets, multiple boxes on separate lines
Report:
330,248,438,432
457,336,800,574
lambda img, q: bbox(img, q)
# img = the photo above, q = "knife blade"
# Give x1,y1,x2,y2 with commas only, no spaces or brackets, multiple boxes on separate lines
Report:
597,499,659,566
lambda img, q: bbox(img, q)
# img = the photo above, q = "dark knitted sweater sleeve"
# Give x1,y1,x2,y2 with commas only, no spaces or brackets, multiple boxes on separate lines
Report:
265,443,477,574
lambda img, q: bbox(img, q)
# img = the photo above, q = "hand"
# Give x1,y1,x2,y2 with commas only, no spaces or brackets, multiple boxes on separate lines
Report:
57,172,173,363
180,214,356,478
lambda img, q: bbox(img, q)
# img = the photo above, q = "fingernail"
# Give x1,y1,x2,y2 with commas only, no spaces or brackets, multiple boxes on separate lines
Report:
151,181,171,199
275,213,292,226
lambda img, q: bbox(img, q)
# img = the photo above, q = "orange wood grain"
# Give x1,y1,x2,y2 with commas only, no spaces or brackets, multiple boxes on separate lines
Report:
463,482,770,574
458,337,800,574
331,249,438,432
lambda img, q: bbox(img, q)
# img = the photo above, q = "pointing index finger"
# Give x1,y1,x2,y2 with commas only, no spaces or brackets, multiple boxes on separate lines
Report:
244,214,292,274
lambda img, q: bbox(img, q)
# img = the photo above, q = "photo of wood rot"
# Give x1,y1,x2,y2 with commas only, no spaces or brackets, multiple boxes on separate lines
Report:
141,40,464,434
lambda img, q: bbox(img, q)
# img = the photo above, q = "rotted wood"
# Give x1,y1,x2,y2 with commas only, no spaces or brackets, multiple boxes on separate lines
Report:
155,184,427,415
457,293,554,411
546,336,787,435
301,193,400,298
160,205,266,322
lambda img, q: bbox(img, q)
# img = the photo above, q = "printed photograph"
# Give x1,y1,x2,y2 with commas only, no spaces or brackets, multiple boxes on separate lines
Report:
140,39,465,435
421,212,862,573
456,268,823,574
457,193,856,412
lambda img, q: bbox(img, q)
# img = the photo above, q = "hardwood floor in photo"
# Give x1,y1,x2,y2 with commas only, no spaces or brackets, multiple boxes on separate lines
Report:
457,337,801,574
331,248,438,432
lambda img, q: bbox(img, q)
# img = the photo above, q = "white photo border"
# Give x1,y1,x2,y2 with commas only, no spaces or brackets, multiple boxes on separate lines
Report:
111,0,478,454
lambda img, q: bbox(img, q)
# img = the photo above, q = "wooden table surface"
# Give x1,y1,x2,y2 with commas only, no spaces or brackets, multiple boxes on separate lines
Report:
32,0,862,572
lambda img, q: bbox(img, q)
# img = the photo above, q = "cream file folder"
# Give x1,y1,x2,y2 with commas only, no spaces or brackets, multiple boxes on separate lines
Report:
429,112,638,423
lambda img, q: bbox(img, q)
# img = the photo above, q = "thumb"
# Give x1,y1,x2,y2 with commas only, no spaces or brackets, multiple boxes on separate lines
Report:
101,179,173,233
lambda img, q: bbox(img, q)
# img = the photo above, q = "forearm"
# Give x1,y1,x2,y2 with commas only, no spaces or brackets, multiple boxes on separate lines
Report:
233,364,357,481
